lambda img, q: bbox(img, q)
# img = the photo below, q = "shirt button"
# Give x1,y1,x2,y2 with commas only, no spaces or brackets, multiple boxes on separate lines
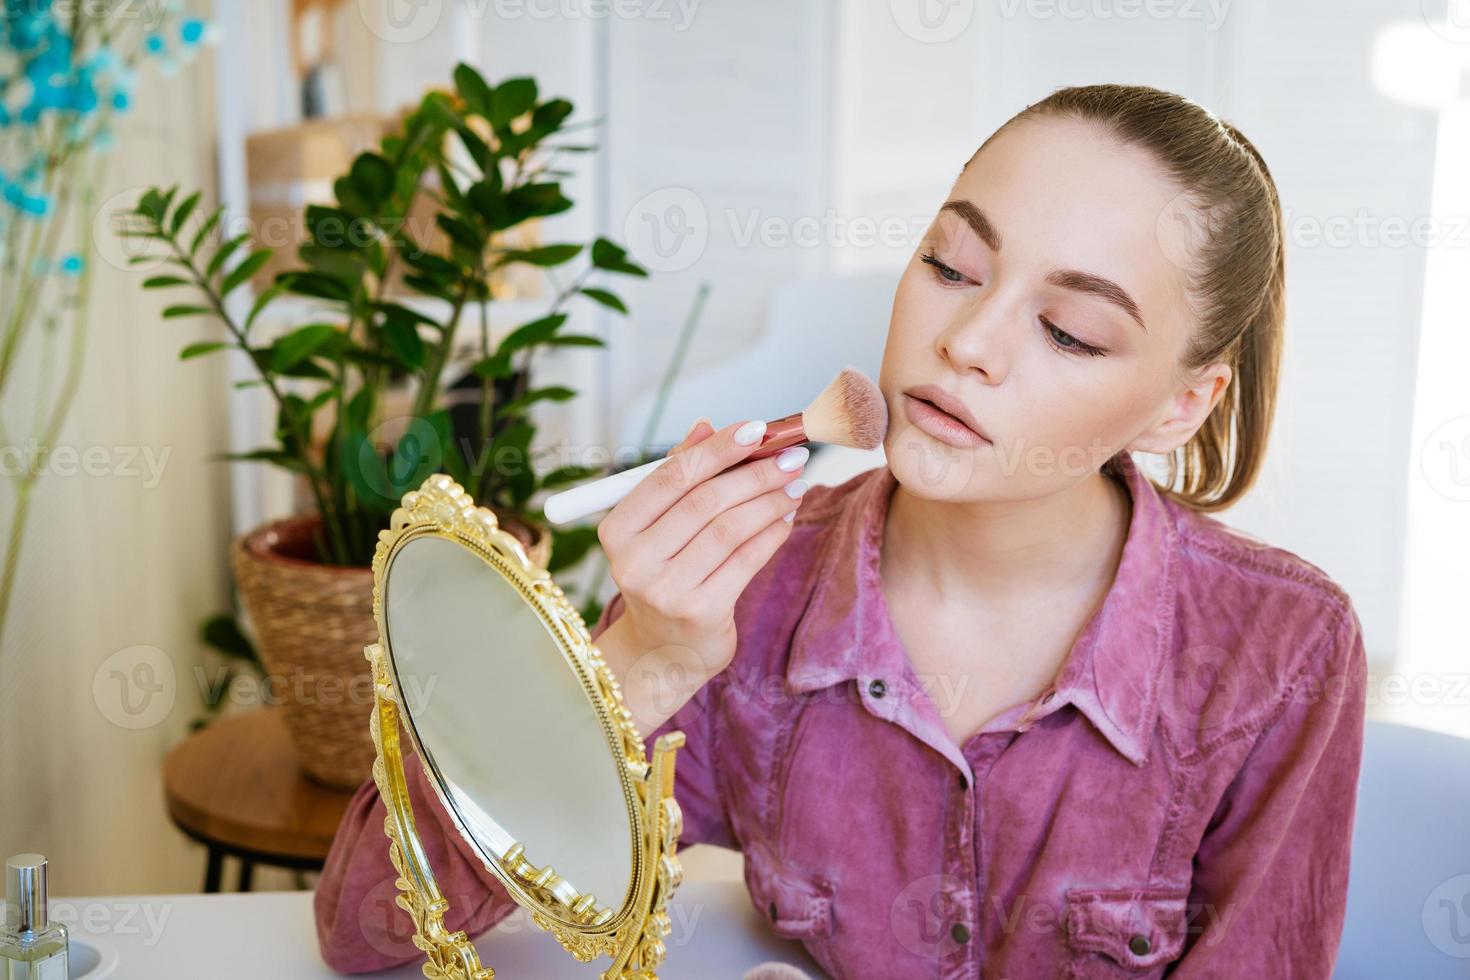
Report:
1129,934,1151,956
868,678,887,699
950,922,971,944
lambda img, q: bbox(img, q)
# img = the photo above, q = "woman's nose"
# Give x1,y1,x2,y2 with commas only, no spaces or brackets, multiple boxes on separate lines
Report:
937,300,1014,385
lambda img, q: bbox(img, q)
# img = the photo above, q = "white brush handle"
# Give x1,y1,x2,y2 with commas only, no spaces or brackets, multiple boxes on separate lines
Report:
542,454,675,526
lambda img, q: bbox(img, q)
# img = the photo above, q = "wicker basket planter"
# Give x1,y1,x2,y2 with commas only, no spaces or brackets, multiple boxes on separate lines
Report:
230,507,551,789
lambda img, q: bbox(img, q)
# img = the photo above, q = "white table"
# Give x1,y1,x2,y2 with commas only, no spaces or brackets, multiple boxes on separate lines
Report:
54,880,825,978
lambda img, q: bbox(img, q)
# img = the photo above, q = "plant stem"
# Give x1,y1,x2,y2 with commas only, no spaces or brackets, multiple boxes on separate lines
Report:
0,161,97,646
162,230,352,565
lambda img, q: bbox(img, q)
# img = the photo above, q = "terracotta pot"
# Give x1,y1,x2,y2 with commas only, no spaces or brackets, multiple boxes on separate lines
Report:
230,506,551,789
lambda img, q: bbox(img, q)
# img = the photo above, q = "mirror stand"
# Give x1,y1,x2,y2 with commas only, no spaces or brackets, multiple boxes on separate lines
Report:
366,641,689,979
361,472,691,979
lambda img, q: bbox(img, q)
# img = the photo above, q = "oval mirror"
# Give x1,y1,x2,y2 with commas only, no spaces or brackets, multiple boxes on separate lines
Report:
364,473,687,979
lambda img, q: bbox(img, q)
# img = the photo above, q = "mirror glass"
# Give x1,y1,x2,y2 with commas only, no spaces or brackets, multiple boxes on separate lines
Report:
381,533,635,918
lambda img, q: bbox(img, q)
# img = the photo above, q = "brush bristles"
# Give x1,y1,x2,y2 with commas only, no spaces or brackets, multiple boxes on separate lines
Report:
801,367,889,449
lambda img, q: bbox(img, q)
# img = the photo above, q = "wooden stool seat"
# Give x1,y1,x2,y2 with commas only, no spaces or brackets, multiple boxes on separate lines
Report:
163,707,360,891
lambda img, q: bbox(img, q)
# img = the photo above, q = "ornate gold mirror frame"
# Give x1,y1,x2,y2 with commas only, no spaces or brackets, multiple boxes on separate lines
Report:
363,473,687,979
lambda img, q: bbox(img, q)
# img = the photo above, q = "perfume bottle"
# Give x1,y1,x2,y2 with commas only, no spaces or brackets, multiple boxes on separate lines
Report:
0,854,68,980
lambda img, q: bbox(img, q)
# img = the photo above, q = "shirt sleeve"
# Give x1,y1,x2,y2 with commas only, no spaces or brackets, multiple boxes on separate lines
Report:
314,587,733,972
598,590,737,851
1167,601,1369,977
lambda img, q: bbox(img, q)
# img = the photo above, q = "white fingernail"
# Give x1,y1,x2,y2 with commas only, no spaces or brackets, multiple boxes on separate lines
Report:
775,446,809,472
735,420,767,445
783,511,796,523
784,479,808,499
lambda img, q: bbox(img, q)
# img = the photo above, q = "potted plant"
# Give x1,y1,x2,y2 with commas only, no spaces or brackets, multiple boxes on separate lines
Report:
120,63,646,788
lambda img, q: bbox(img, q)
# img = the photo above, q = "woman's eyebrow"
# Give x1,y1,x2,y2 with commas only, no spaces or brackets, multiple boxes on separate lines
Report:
939,199,1149,333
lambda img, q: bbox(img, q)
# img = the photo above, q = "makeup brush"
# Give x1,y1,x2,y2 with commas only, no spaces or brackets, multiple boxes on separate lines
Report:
542,366,889,527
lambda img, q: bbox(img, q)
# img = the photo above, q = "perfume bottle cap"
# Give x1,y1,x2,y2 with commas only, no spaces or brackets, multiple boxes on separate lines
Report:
4,853,48,934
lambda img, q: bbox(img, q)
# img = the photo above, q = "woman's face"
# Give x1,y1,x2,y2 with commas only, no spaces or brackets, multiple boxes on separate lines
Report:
878,114,1230,502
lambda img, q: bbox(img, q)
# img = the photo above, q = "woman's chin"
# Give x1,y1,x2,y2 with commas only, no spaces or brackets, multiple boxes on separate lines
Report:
884,425,988,502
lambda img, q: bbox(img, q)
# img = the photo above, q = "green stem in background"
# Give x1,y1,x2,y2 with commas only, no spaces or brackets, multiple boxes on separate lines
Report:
476,288,496,502
411,283,470,422
638,280,710,455
584,281,712,610
0,163,99,646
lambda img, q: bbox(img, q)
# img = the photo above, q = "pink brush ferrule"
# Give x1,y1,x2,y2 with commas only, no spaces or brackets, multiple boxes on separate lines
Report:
747,412,807,461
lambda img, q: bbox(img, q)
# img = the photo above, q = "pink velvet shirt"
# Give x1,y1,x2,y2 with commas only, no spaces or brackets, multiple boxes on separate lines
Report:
314,450,1368,978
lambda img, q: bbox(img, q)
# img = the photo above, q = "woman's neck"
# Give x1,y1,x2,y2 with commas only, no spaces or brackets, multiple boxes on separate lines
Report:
881,464,1133,607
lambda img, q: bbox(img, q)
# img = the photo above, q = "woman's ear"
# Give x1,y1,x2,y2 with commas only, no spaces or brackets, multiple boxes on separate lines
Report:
1128,362,1232,455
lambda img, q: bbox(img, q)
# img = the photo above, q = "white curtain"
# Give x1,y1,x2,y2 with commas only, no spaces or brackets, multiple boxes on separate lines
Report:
0,44,234,894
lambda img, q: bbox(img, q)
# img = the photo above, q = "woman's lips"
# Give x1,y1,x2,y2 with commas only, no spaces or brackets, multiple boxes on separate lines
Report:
903,393,991,449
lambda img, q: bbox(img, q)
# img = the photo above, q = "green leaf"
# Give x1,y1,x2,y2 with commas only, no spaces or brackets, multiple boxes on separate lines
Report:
206,232,252,280
546,333,606,348
169,190,202,238
436,214,484,252
498,385,575,417
299,242,366,281
546,524,599,574
374,302,439,329
304,205,360,249
590,237,648,277
162,305,212,319
577,287,627,313
135,189,163,224
453,62,495,117
471,352,514,379
245,282,286,331
350,152,394,205
190,206,224,255
214,448,305,471
277,270,352,302
500,183,572,228
539,463,603,489
199,612,257,662
491,78,538,127
381,317,426,369
497,243,582,268
270,323,341,371
498,313,567,355
454,123,492,171
221,250,272,297
180,341,232,360
142,275,189,289
333,174,372,217
531,99,574,134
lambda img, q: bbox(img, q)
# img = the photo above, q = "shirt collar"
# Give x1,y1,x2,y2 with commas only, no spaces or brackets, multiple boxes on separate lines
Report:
785,450,1180,768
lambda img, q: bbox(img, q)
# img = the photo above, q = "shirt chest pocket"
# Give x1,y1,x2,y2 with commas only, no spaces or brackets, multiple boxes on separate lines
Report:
743,838,837,940
1063,886,1191,977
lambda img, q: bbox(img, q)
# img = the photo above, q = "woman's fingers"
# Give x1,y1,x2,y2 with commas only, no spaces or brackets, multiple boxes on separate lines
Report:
643,446,806,565
603,418,770,542
666,469,806,582
669,416,714,455
697,505,801,608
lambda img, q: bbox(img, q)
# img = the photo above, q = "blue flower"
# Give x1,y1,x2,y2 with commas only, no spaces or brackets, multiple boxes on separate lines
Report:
144,33,165,56
58,253,83,276
180,18,206,46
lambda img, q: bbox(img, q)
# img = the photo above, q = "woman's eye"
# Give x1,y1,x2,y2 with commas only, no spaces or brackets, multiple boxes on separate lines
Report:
1044,319,1107,357
920,253,967,284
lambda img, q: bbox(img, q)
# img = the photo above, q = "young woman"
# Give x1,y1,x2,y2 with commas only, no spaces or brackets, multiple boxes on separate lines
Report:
315,84,1367,978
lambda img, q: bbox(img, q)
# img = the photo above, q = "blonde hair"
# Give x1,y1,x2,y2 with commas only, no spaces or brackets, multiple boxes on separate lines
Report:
970,84,1285,512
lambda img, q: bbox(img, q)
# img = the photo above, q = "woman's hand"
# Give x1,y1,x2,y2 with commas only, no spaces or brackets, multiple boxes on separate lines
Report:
594,417,810,730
